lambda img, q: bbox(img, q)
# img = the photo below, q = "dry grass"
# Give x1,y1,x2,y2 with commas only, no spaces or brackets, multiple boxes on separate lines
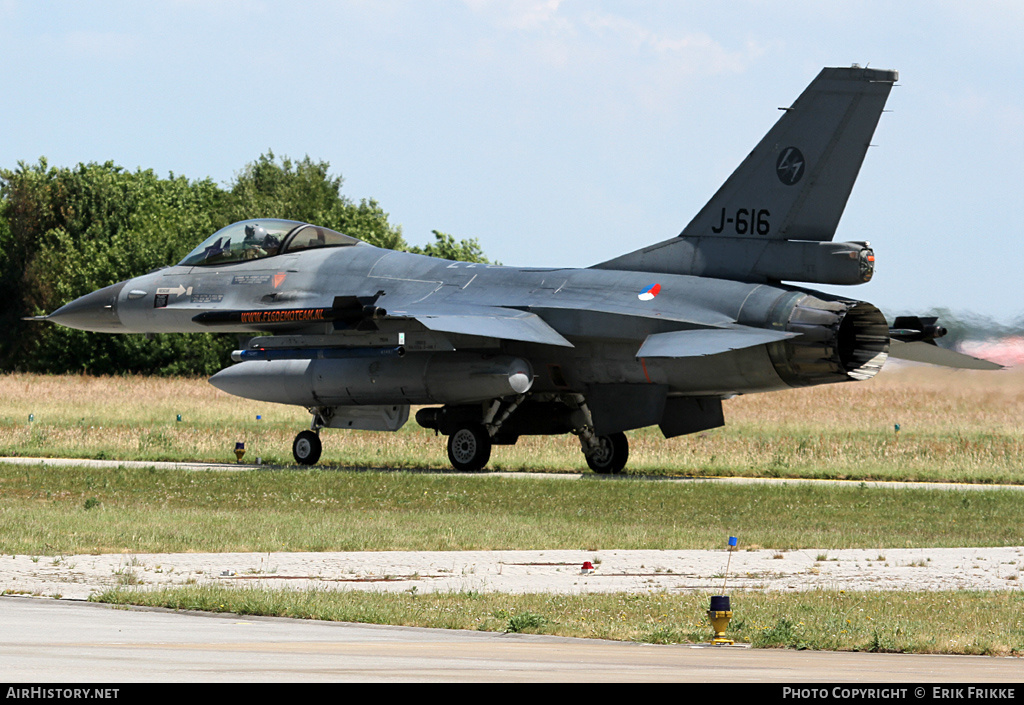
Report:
5,367,1020,656
1,365,1022,481
726,364,1024,434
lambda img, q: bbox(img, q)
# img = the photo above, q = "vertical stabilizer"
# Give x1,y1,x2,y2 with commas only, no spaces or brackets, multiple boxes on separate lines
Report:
595,66,897,285
681,65,897,242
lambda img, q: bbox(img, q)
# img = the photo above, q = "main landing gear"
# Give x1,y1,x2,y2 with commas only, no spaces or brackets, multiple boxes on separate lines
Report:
446,424,492,472
583,431,629,474
290,396,631,474
418,394,631,474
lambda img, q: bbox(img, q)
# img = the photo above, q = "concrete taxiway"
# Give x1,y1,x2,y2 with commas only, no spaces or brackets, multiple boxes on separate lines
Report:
3,597,1022,682
4,456,1022,682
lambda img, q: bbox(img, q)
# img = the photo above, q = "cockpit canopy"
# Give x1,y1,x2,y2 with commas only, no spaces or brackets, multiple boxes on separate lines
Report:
178,219,360,267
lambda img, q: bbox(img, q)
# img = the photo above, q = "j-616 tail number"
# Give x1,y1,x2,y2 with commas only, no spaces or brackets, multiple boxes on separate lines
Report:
711,207,771,236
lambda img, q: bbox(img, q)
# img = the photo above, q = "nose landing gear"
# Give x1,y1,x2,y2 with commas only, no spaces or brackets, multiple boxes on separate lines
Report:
293,409,327,465
292,430,322,465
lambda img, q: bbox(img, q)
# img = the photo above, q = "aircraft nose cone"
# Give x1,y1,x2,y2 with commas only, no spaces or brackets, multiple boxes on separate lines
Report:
46,281,127,332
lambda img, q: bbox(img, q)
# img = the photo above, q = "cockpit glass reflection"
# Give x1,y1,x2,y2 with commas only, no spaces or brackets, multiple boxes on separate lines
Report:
178,219,359,266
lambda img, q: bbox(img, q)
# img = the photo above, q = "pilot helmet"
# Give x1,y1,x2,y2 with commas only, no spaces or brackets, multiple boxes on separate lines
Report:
244,223,268,241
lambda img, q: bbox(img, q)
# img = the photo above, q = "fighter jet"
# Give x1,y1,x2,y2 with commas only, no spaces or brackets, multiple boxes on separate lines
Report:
38,66,1000,472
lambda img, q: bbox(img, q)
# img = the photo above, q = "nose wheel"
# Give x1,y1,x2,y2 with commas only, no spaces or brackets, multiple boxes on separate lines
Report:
293,430,322,465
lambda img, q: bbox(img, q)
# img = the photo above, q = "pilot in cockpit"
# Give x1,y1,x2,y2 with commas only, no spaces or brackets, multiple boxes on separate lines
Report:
242,223,281,260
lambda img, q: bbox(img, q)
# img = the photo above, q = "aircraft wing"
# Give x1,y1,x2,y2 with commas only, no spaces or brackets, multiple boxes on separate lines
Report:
389,305,575,348
636,327,799,358
888,340,1003,370
522,296,736,328
192,297,574,347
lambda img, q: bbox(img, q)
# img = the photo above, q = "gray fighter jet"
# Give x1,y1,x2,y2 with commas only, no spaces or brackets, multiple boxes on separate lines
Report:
38,66,999,472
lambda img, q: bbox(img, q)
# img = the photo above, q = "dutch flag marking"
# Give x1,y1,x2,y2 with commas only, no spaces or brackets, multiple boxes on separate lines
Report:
638,283,661,301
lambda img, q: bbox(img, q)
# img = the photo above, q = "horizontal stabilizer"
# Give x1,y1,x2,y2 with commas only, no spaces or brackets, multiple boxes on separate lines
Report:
636,327,798,359
888,340,1003,370
395,306,574,348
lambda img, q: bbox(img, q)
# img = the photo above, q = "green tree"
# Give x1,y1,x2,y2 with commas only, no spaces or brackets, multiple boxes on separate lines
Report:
226,152,484,255
226,151,406,250
408,230,493,264
1,159,231,374
0,152,493,375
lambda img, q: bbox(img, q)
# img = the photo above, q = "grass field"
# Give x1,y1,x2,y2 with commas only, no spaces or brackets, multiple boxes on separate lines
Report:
1,366,1022,654
1,365,1022,482
2,464,1024,555
91,586,1024,656
4,459,1022,654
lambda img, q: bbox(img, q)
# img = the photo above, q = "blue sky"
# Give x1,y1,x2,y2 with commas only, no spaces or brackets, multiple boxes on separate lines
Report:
2,1,1021,321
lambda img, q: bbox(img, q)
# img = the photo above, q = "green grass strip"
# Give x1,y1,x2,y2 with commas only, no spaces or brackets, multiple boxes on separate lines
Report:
3,464,1023,554
91,585,1024,656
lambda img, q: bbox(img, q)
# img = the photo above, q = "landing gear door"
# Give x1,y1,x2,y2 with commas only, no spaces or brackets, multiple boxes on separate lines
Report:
321,405,410,432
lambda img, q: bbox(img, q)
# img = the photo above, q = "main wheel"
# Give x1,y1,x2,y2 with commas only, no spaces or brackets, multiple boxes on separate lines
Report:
293,430,323,465
585,432,629,474
447,425,492,472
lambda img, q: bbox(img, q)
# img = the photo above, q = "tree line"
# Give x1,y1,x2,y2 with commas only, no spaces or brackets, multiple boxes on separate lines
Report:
0,152,489,376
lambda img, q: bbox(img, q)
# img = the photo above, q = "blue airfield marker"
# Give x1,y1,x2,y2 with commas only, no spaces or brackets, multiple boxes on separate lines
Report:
723,536,738,591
